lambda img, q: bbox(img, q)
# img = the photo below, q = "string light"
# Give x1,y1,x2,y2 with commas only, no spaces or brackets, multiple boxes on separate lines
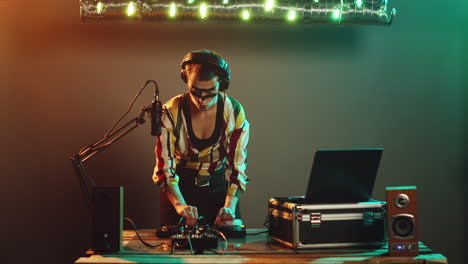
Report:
287,10,296,21
355,0,363,8
200,3,207,19
96,2,104,14
79,0,396,25
127,2,136,16
169,3,176,17
265,0,274,12
241,10,250,20
331,8,341,21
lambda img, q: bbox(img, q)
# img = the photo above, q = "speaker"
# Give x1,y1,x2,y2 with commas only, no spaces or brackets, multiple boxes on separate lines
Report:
385,186,419,256
92,187,123,252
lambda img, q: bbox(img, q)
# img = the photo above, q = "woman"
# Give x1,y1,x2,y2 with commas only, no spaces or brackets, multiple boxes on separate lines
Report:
152,49,249,227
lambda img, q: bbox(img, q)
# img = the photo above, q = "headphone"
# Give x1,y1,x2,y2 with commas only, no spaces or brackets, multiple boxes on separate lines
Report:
180,50,231,92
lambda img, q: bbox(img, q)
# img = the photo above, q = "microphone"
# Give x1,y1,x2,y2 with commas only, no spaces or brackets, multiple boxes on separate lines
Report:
151,86,162,136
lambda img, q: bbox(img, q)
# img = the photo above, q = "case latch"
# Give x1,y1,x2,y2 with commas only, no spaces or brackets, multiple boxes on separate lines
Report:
297,211,321,228
363,211,374,226
310,212,322,228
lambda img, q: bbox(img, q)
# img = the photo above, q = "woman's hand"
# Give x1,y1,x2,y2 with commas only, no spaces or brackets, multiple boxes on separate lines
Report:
175,204,198,226
214,207,235,226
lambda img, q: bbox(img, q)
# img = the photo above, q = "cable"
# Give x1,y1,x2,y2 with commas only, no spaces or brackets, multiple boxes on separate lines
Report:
185,216,198,255
75,155,96,190
177,217,185,229
123,217,170,249
172,216,221,255
211,229,228,254
262,206,276,241
70,153,100,210
187,236,194,255
246,230,269,236
172,216,198,252
170,241,176,255
190,217,201,234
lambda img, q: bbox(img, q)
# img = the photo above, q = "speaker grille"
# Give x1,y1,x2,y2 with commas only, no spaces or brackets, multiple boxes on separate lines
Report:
391,214,415,238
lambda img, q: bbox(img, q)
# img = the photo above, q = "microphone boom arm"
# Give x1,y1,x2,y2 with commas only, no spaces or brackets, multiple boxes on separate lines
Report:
70,105,152,209
80,106,150,162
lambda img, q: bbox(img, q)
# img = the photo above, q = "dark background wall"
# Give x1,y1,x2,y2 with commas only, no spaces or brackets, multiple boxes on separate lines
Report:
3,0,466,263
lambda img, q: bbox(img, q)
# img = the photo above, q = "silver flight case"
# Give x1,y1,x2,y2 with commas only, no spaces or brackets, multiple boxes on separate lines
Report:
268,197,387,249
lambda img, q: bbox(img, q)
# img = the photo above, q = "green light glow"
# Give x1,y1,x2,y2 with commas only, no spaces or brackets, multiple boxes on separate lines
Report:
386,186,417,191
188,0,195,4
241,10,250,20
332,8,341,21
355,0,362,8
169,3,176,17
96,2,104,14
287,10,296,21
223,0,229,4
313,0,319,3
200,3,207,19
127,2,136,16
265,0,274,11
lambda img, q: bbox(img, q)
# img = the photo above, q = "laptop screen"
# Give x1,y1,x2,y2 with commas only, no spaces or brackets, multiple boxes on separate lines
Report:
304,148,383,204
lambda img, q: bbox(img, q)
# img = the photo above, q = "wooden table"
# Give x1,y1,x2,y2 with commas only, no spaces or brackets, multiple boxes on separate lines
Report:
75,229,448,264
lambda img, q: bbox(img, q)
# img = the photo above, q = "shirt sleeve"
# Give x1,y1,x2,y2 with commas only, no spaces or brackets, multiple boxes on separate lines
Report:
224,105,250,195
152,108,179,190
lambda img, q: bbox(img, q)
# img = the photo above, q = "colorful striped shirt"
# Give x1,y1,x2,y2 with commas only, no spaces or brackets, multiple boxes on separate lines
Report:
152,93,249,195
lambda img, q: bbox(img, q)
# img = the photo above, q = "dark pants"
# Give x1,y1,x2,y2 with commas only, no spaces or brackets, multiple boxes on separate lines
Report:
159,167,241,226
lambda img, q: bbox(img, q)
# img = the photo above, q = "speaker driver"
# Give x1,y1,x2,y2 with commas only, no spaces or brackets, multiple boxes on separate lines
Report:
391,214,415,238
394,194,410,209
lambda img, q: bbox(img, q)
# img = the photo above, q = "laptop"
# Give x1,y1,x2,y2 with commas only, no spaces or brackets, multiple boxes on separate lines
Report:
304,148,383,204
